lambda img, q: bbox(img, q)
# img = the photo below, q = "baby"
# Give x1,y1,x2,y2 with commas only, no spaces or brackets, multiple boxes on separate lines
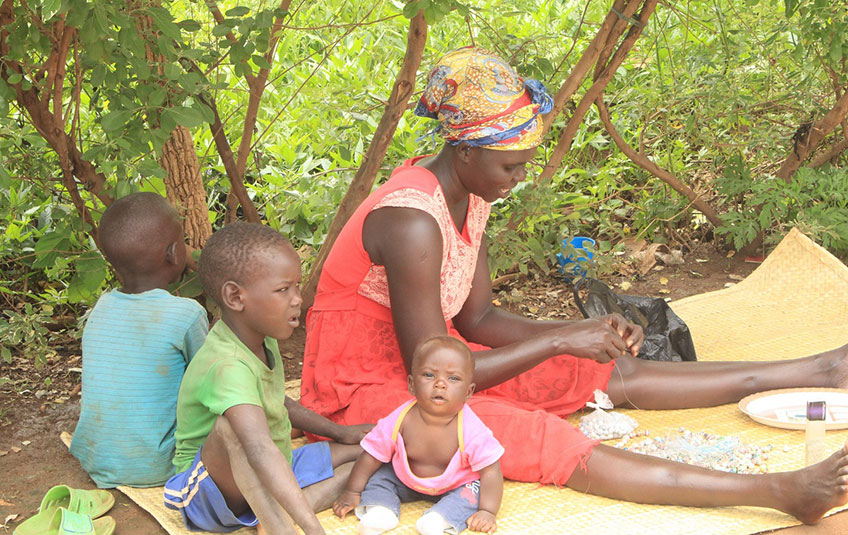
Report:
334,336,503,534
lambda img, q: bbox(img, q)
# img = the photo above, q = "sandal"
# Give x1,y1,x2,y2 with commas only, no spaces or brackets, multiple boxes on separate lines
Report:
47,508,115,535
13,486,115,535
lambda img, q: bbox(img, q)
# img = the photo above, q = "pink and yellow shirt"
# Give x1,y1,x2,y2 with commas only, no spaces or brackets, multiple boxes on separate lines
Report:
361,399,504,496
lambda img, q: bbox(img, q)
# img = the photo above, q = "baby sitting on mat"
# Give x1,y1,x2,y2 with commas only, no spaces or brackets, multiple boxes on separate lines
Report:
334,336,504,534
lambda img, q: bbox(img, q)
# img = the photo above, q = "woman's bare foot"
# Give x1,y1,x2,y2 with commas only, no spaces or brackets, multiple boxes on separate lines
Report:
777,442,848,524
829,343,848,389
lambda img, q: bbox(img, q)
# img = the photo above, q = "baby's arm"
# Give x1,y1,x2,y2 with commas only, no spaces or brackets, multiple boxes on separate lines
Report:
466,461,503,533
285,396,373,443
332,451,384,519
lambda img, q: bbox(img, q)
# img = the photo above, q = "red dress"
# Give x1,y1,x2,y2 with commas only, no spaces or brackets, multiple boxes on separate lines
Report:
301,157,615,484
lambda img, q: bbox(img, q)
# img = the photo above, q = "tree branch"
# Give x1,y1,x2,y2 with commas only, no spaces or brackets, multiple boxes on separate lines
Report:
302,11,428,308
595,97,723,228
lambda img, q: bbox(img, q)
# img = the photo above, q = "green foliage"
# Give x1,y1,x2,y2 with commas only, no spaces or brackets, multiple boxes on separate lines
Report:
717,162,848,253
0,303,60,368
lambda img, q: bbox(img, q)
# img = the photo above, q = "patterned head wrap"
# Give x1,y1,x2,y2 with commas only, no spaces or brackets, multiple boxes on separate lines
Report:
414,46,554,151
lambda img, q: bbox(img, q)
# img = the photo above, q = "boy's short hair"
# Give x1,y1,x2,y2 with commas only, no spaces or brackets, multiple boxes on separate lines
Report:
198,222,293,305
99,192,180,276
411,335,474,373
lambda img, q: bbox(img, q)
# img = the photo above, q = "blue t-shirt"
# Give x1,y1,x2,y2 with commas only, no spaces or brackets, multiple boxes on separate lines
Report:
70,288,208,488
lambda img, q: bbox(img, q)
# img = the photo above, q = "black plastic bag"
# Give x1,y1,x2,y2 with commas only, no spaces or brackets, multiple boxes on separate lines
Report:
572,278,697,362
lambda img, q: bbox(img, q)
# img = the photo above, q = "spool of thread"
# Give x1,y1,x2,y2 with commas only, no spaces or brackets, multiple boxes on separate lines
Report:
805,400,827,466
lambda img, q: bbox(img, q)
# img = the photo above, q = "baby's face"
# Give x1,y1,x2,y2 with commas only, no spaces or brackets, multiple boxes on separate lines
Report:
408,346,474,417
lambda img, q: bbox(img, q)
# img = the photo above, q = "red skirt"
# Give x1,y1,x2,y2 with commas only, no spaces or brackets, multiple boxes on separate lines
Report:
300,308,615,484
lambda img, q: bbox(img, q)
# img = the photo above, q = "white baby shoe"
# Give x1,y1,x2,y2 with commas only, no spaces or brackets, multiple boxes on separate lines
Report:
416,511,452,535
358,505,399,535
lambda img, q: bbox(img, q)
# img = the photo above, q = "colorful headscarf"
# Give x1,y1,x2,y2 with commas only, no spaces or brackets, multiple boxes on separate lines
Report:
414,46,553,151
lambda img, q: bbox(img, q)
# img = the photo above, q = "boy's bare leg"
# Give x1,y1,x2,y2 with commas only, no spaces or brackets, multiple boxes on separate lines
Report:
303,462,354,513
607,344,848,409
301,443,360,512
201,418,299,535
567,442,848,524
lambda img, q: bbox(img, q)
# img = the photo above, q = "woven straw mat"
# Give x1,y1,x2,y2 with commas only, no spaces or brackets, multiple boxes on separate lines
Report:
62,228,848,535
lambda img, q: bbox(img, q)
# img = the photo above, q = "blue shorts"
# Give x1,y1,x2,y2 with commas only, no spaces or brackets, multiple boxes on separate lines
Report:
163,441,333,532
357,464,480,533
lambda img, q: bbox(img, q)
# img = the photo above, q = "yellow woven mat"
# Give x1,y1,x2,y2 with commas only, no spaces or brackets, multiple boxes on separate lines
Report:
63,228,848,534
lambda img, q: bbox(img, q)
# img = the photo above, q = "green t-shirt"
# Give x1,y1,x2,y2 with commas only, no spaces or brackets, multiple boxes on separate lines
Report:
173,320,292,473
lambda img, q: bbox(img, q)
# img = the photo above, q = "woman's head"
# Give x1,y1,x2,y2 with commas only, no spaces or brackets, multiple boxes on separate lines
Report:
415,46,553,151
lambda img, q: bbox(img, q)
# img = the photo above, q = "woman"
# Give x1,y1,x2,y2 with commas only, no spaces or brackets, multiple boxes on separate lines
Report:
302,46,848,523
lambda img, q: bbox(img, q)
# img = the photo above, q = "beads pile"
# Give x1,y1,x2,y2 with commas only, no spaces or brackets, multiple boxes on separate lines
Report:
579,408,639,440
614,428,772,474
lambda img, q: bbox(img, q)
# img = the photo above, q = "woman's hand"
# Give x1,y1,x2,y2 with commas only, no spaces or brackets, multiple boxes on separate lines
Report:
467,510,497,533
551,314,643,362
332,490,361,519
334,423,374,445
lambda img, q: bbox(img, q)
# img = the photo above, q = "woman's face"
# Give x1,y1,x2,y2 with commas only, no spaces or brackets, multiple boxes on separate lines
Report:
459,146,537,202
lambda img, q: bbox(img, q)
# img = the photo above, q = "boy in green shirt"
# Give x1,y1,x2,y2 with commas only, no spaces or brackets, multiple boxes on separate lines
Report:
164,222,370,535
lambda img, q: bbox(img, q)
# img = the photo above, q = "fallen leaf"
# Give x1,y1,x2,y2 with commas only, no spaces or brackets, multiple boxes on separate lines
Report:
695,258,708,263
10,446,21,453
492,299,501,306
618,281,632,291
724,282,736,288
656,249,684,265
726,250,736,258
728,274,745,281
0,499,13,506
659,289,671,294
69,384,81,397
3,513,19,527
688,270,703,278
0,450,8,457
21,440,30,446
659,277,669,285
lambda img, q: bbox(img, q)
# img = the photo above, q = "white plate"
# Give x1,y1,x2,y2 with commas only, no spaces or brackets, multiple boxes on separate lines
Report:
738,388,848,430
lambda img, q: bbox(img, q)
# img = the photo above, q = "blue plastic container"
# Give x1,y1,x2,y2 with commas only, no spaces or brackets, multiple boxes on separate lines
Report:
555,236,595,281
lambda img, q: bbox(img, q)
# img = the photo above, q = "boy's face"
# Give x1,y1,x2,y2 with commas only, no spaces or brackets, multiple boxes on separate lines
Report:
408,346,474,417
239,244,303,341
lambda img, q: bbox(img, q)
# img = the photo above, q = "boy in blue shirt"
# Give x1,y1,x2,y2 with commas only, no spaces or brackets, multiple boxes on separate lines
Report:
70,192,209,487
165,222,369,535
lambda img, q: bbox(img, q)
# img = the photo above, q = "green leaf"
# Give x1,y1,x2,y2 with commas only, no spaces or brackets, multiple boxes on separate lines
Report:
252,55,272,70
178,19,202,32
212,23,234,37
226,6,251,17
101,110,134,132
41,0,63,22
784,0,798,17
829,39,842,62
0,164,10,190
162,106,206,128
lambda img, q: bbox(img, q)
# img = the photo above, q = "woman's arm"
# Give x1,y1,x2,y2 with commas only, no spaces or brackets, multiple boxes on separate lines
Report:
454,238,644,355
364,208,643,391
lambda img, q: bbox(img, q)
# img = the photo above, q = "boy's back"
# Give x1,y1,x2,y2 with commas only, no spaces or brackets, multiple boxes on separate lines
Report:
71,288,207,488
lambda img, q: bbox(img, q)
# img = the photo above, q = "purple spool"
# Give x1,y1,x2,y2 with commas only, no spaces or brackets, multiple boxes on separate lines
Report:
807,400,826,421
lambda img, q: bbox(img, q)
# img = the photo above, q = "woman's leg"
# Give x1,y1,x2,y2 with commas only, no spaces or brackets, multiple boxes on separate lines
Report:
607,344,848,409
567,442,848,524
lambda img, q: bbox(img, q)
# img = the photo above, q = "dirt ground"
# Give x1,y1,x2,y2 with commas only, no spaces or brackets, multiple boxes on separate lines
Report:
1,238,845,534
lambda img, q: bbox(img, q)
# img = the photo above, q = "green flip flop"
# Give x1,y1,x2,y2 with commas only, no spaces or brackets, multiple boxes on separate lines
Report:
46,509,115,535
13,486,115,535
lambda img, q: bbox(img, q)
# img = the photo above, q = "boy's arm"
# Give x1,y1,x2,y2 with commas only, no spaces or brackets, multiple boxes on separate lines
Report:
466,460,503,534
285,395,373,443
332,451,383,519
224,404,325,535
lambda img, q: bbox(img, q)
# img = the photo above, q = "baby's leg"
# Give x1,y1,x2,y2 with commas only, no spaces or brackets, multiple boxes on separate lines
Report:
201,417,300,535
568,442,848,523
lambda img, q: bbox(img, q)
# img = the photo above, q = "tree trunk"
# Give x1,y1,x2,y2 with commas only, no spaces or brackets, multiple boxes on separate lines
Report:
160,125,213,249
302,11,428,308
775,89,848,181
